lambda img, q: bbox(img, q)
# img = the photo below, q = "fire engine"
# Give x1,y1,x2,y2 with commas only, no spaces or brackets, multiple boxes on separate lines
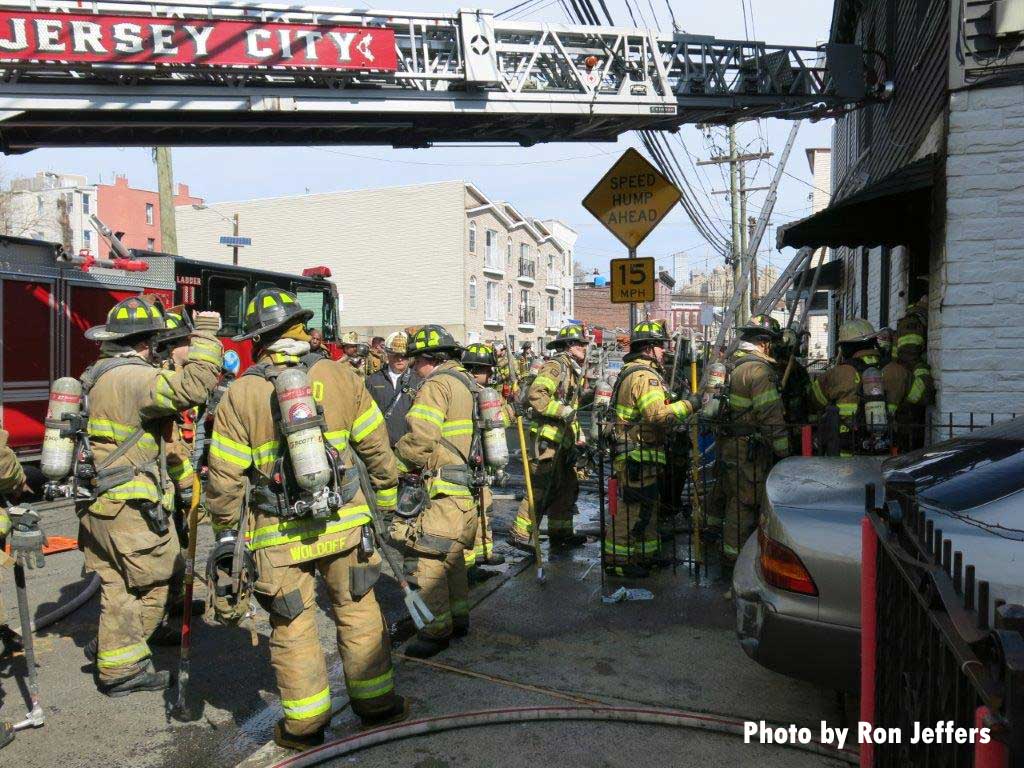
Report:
0,232,340,459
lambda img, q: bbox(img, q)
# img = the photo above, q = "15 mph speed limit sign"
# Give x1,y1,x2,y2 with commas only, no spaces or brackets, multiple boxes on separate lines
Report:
610,257,656,303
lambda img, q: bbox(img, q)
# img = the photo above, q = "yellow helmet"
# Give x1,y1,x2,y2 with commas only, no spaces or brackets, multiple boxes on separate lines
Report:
838,318,876,344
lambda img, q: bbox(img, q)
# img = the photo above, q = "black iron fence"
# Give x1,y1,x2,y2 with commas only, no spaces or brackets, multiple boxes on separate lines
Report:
867,483,1024,767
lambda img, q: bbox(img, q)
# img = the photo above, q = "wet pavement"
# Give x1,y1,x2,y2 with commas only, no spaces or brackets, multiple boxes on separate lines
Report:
0,480,850,768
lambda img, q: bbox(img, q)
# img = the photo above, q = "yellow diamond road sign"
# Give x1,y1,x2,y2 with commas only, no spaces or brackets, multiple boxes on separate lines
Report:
582,148,682,250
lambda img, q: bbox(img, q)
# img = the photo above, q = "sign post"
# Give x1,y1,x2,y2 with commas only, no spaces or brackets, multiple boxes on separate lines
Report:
218,218,249,266
583,148,681,328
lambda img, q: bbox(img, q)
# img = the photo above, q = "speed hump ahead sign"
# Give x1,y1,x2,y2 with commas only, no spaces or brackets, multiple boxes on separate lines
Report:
583,148,682,249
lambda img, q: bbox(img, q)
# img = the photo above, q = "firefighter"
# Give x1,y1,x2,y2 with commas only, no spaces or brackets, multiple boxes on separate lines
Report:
494,341,517,397
516,342,535,379
340,332,367,377
366,331,421,449
461,343,511,573
206,288,405,749
391,325,479,658
78,297,222,697
0,426,27,749
366,336,387,376
883,351,934,453
876,327,895,365
510,325,588,551
772,324,812,453
606,321,697,577
718,315,790,567
896,294,928,366
810,319,900,457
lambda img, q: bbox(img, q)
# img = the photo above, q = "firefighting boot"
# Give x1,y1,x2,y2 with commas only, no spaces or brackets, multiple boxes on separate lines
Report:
604,563,650,579
84,637,98,662
549,533,587,549
273,720,325,751
404,635,450,659
99,660,172,698
0,722,13,750
359,696,411,730
452,615,470,638
483,552,506,566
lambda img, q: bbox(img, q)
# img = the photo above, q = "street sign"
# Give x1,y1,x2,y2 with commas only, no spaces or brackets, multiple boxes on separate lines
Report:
582,148,682,249
219,236,252,247
610,257,656,303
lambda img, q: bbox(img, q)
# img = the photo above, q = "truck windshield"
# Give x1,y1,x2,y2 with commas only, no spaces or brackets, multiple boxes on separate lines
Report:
295,287,336,341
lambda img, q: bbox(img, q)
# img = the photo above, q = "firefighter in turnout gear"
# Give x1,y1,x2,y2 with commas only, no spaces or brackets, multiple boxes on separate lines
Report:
78,296,222,697
773,325,812,453
391,325,480,658
206,288,405,749
0,425,28,687
718,315,790,566
895,294,928,366
511,325,588,550
367,337,387,376
810,319,901,457
606,321,697,578
461,343,511,574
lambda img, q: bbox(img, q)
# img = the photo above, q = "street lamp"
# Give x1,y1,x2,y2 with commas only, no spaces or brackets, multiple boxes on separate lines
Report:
192,203,241,266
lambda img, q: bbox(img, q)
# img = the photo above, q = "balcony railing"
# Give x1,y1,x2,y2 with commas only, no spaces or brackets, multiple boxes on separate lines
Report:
517,258,536,282
518,305,536,326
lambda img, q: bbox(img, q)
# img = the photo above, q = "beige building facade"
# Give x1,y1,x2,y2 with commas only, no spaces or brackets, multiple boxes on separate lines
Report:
175,180,577,346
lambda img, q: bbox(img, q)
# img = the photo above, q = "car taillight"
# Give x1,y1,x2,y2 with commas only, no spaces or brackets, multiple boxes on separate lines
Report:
758,528,818,596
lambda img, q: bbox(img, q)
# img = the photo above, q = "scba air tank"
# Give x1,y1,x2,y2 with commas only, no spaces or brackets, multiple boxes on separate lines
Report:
41,377,83,481
478,387,509,470
861,366,888,434
274,368,331,492
590,379,613,442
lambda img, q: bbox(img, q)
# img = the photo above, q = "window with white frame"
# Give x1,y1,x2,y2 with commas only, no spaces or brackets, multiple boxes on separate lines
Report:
507,285,513,313
83,230,91,248
82,193,90,214
469,221,477,253
485,229,500,268
145,203,154,225
469,276,477,309
506,238,513,269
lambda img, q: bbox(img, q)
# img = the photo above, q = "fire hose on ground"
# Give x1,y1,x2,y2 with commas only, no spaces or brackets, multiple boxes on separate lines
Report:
269,705,859,767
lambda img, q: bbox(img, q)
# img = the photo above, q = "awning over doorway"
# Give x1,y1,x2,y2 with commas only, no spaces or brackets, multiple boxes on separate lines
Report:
775,155,937,250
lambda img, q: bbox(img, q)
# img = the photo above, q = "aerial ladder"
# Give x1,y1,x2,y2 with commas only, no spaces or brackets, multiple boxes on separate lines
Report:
0,0,885,151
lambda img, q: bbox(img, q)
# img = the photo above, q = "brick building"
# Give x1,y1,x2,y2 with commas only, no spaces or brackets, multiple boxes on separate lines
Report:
574,268,676,333
97,175,202,252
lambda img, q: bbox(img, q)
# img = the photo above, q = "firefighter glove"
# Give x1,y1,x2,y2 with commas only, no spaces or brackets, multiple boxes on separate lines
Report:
10,510,46,569
558,404,576,423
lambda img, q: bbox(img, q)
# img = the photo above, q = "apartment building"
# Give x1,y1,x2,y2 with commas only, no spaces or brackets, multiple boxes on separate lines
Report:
175,180,577,346
2,171,201,254
5,171,99,253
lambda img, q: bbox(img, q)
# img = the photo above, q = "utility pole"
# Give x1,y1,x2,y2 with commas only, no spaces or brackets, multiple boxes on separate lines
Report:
701,130,771,330
747,216,758,303
154,147,178,254
231,212,240,266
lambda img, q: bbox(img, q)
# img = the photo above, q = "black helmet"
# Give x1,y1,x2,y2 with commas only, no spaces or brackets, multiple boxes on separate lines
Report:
205,538,256,625
462,343,497,369
406,324,461,357
234,288,313,342
629,320,669,348
156,305,194,348
737,314,782,341
84,296,168,342
547,324,586,350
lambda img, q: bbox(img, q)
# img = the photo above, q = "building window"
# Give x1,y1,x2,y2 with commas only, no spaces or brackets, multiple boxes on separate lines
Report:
83,230,91,248
520,243,529,261
37,196,44,215
548,254,555,274
469,276,477,309
147,238,156,250
468,221,477,253
548,295,555,312
484,229,501,269
507,285,513,313
507,239,513,270
145,203,154,225
82,193,90,214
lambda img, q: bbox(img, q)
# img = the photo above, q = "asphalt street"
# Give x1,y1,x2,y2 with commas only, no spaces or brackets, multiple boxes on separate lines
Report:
0,485,849,768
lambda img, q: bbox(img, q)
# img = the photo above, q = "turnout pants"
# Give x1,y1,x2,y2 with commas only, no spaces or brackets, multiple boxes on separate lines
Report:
80,500,181,684
391,495,477,641
254,539,396,737
465,487,496,568
718,436,769,563
512,440,579,545
605,459,662,568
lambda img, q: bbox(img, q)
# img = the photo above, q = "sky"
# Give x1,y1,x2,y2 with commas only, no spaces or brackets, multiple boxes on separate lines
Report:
0,0,834,283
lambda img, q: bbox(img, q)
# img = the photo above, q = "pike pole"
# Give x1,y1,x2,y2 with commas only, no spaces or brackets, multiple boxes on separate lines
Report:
505,335,544,583
687,334,704,571
172,406,206,720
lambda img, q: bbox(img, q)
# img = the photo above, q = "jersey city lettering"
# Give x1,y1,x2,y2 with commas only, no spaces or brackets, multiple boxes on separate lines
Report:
0,17,368,63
